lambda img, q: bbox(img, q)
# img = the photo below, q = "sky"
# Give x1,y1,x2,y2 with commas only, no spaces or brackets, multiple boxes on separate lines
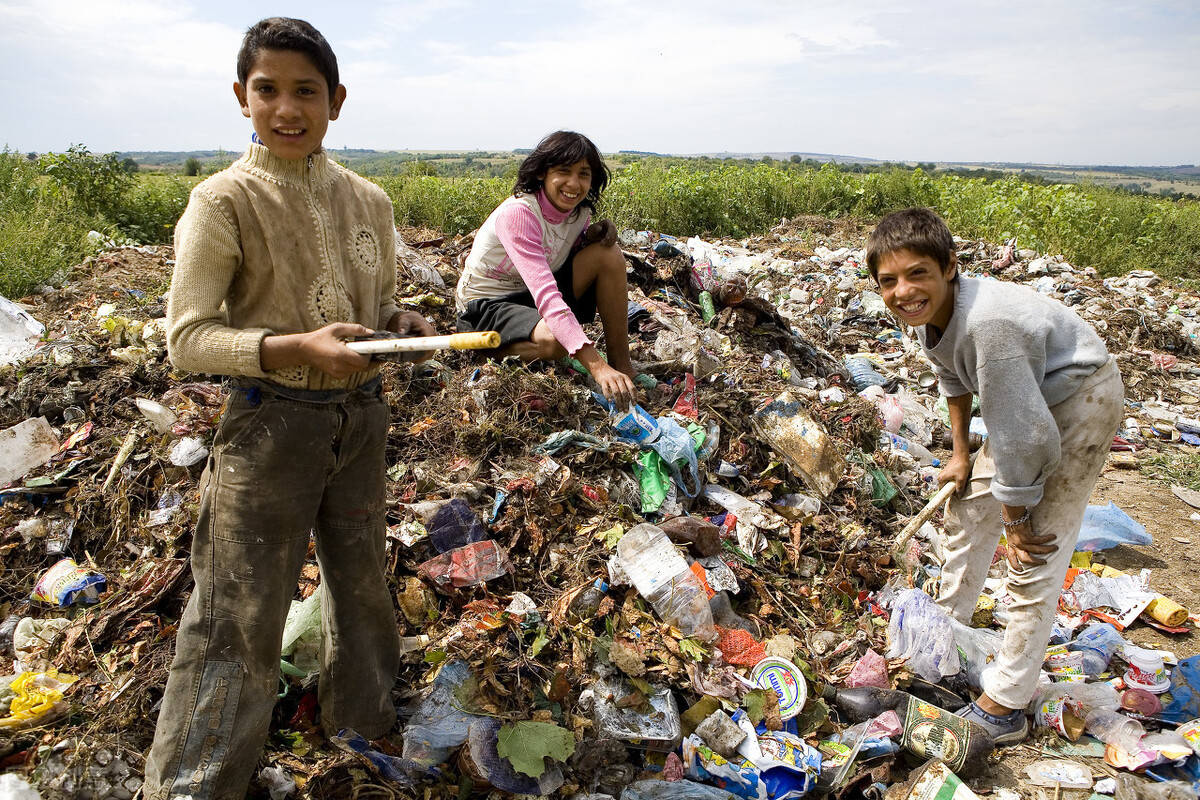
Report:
1,0,1197,165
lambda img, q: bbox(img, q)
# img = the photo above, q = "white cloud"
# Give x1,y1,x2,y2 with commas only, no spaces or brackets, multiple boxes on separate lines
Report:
0,0,1195,162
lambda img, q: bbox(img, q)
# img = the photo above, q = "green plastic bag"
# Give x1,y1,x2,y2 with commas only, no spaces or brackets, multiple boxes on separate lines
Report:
632,451,671,514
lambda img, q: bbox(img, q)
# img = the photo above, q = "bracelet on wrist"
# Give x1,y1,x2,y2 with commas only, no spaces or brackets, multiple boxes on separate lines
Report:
1001,510,1031,528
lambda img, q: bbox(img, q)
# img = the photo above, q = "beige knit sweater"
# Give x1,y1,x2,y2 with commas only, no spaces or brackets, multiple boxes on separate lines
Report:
166,144,399,390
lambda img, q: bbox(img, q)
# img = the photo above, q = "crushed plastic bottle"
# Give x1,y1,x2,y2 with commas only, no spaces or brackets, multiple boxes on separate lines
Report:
616,524,716,641
1067,622,1127,676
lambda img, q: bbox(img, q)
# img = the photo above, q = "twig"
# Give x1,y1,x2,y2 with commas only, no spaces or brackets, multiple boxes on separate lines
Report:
101,429,139,493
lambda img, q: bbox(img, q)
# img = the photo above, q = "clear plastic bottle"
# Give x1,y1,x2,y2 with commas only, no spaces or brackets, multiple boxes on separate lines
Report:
883,432,937,467
1084,708,1145,752
616,523,716,641
1067,622,1127,676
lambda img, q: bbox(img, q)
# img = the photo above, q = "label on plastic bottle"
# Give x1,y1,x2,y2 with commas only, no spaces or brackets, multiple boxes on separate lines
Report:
619,533,685,597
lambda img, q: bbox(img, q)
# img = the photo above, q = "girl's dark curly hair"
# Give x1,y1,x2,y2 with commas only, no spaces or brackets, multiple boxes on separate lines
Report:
513,131,609,212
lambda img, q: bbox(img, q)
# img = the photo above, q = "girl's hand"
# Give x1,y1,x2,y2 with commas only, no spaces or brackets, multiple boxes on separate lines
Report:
584,219,618,248
301,323,373,378
938,454,971,494
593,362,636,409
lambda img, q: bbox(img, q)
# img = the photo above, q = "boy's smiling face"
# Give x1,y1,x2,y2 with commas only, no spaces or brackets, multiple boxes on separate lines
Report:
233,48,346,161
876,247,958,330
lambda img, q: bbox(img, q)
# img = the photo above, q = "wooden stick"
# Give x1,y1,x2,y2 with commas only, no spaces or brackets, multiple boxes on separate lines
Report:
891,481,956,555
345,331,499,355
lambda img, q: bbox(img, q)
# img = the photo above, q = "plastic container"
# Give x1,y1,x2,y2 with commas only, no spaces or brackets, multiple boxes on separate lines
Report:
1067,622,1126,675
1084,708,1145,752
845,357,886,391
616,524,715,641
1124,646,1171,694
593,676,681,751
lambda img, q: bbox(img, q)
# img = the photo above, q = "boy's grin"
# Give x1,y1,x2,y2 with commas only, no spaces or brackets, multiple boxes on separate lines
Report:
876,248,957,331
233,48,345,161
541,159,592,213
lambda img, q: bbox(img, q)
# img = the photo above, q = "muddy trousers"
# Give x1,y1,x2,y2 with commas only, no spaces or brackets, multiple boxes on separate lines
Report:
937,358,1123,711
143,382,401,800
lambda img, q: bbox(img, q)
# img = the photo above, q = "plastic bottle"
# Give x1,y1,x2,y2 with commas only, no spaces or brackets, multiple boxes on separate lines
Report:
616,523,716,641
822,686,994,777
1084,708,1145,752
698,291,716,322
845,357,886,391
1067,622,1127,676
569,578,609,620
883,432,938,467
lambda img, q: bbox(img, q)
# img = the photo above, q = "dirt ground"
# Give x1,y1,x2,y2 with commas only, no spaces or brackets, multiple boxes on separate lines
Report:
981,463,1199,797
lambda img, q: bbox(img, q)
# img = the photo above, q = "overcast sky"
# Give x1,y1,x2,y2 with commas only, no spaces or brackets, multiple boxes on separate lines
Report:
1,0,1196,165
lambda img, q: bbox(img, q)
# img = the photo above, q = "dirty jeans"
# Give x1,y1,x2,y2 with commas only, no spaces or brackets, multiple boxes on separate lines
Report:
937,358,1122,711
144,380,401,800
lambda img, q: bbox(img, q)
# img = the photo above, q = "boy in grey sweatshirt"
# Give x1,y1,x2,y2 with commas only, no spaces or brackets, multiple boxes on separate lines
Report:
866,208,1123,744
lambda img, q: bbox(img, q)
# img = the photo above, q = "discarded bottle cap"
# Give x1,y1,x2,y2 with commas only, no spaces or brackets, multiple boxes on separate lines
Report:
750,656,807,720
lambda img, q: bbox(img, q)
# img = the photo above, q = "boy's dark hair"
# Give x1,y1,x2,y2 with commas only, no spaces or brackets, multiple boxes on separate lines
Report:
513,131,610,212
865,207,956,281
237,18,339,96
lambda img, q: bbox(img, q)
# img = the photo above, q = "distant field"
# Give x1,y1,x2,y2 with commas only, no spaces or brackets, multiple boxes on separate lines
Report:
4,147,1198,299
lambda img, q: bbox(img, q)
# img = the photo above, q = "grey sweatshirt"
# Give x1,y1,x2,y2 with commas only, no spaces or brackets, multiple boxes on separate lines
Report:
917,276,1110,507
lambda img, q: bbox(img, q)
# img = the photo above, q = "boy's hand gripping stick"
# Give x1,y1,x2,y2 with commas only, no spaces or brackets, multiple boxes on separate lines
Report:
346,330,500,362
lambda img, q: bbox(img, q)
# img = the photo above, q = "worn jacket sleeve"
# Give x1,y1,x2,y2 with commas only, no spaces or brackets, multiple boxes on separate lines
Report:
977,353,1059,507
166,189,272,377
495,202,593,355
377,199,401,328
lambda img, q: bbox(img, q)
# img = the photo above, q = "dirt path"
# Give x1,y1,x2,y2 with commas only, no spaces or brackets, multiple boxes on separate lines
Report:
983,461,1198,796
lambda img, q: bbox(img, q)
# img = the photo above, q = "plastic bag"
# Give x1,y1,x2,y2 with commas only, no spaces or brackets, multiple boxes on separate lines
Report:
886,589,960,682
280,591,322,675
648,417,701,498
402,660,484,770
1076,502,1152,551
1161,655,1200,724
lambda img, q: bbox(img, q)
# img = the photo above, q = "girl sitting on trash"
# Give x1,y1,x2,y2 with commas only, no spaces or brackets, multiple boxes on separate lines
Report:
455,130,636,407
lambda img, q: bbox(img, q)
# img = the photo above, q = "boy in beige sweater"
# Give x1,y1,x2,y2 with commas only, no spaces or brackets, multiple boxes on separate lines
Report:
144,18,433,800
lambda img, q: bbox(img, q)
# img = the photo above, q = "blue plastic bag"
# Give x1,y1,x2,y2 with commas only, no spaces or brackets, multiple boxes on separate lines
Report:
1075,502,1152,551
649,417,702,498
1161,655,1200,724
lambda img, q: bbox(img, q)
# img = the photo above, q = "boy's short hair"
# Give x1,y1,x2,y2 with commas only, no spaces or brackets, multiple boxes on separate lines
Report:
865,207,956,280
237,17,339,96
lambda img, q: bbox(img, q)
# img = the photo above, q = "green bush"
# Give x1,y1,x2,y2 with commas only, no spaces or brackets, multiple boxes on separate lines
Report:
39,144,133,219
373,175,509,234
112,175,194,244
0,150,94,298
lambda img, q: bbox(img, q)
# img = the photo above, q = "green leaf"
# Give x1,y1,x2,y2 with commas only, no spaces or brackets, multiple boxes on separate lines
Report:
600,523,625,549
530,626,550,658
742,689,769,725
496,721,575,778
423,649,446,665
677,638,708,662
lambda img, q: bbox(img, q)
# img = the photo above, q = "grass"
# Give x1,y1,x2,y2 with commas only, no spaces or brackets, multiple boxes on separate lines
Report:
1141,450,1200,491
3,147,1199,299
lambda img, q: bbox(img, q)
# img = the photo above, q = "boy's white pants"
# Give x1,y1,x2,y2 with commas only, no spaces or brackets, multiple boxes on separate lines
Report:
937,358,1123,710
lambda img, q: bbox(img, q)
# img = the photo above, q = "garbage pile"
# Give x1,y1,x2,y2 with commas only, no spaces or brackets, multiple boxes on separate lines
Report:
0,220,1198,799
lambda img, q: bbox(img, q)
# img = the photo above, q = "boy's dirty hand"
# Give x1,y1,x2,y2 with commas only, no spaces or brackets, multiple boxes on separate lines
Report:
594,362,636,409
304,323,373,378
584,219,617,248
387,311,437,363
937,455,970,494
1005,521,1056,569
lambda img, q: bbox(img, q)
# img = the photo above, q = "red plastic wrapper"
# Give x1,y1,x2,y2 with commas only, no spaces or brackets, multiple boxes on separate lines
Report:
714,626,767,667
418,540,511,591
844,648,890,689
672,373,699,419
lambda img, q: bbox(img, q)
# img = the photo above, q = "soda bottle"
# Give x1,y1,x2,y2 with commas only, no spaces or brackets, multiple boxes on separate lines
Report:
616,524,716,641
